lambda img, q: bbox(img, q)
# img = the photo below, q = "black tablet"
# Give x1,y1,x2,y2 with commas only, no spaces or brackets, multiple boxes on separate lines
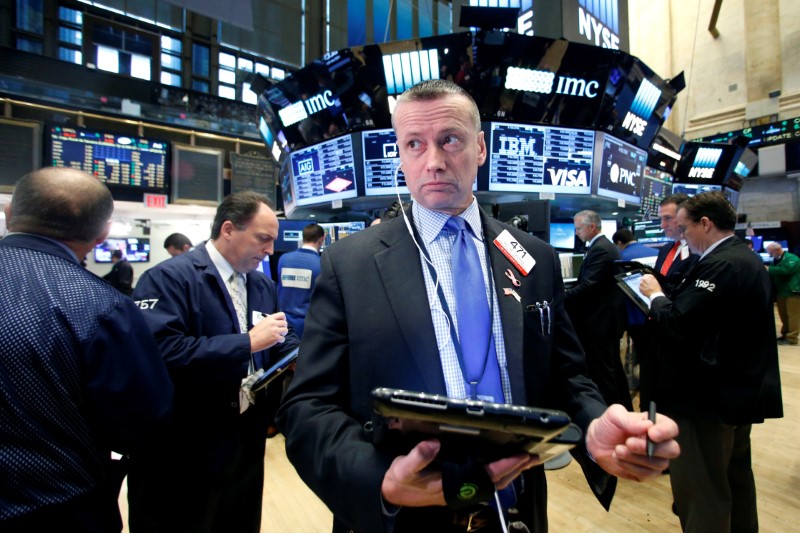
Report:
370,388,582,463
615,269,652,315
251,347,299,392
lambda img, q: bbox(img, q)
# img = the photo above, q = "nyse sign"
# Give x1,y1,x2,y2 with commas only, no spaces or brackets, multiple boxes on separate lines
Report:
577,6,620,50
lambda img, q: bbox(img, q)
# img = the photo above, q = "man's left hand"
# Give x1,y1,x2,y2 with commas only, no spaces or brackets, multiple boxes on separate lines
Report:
586,404,680,482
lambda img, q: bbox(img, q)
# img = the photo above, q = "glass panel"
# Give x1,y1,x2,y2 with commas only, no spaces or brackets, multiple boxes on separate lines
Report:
161,52,181,70
255,63,270,76
218,85,236,100
219,51,236,69
218,68,236,85
58,27,83,46
238,57,253,72
242,82,257,104
96,45,120,73
161,35,182,53
271,67,285,80
192,79,209,93
16,37,42,54
16,0,44,34
58,47,83,64
59,6,83,25
161,71,181,87
131,54,151,80
192,43,210,77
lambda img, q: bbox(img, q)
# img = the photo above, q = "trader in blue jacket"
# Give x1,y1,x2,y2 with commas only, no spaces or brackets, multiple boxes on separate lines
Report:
127,191,300,533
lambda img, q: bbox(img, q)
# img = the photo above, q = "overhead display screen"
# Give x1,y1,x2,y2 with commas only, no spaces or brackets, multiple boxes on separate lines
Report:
593,133,646,205
290,134,357,207
49,125,168,192
638,166,674,218
488,122,594,194
362,128,406,196
674,142,740,186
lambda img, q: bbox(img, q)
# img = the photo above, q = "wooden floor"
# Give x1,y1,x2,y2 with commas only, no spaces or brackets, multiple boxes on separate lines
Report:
119,322,800,532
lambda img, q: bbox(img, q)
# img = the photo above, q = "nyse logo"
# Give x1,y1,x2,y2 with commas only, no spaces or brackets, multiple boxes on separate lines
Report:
297,158,315,175
497,135,537,157
609,163,639,186
688,147,723,179
622,79,661,137
577,4,620,50
383,143,398,158
547,168,588,187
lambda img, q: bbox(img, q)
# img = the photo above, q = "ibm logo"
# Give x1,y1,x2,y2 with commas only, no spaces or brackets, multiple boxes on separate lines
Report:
383,49,439,96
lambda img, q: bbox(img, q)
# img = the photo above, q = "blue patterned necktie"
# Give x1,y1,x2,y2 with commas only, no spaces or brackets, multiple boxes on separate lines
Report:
445,216,504,404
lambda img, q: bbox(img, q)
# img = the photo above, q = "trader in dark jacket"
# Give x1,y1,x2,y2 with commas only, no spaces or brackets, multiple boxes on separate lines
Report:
127,191,300,533
640,191,783,533
0,167,173,532
277,80,679,533
566,210,632,410
103,249,134,295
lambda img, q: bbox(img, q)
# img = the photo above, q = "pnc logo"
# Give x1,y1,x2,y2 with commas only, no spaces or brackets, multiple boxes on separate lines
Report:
609,163,639,186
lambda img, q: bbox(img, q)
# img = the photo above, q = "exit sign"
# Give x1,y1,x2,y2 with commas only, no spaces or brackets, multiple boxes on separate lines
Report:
144,193,168,208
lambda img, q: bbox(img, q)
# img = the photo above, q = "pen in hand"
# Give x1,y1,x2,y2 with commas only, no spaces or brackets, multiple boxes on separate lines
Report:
646,401,656,459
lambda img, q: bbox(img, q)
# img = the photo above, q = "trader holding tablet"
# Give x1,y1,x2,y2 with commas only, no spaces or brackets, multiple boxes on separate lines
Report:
277,80,679,533
639,191,782,533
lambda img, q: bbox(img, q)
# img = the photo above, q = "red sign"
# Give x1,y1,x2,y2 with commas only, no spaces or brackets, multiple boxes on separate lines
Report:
144,193,168,208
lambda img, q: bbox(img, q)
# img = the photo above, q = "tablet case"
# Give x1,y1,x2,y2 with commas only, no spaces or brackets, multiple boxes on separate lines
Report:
370,387,582,463
251,347,300,392
615,269,653,315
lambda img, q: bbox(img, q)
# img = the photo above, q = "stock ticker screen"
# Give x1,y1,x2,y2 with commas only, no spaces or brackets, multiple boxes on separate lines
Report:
487,122,594,194
638,167,674,218
362,128,406,196
49,126,168,192
290,134,357,207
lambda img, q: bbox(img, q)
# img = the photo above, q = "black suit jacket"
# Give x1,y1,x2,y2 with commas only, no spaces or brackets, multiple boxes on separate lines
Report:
565,234,624,338
277,208,614,533
649,237,783,424
654,240,697,295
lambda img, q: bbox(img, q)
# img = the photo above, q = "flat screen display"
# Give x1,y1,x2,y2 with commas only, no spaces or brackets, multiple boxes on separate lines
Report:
362,129,406,196
723,187,740,209
317,221,366,249
633,219,670,246
638,166,674,219
275,220,315,252
672,183,722,196
593,133,647,205
674,142,739,186
549,222,576,250
488,122,594,194
49,125,168,193
94,237,150,263
290,135,357,207
746,235,764,252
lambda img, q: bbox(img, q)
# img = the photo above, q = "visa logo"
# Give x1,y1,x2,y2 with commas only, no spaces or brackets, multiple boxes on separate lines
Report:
547,168,588,187
297,158,315,175
497,135,537,157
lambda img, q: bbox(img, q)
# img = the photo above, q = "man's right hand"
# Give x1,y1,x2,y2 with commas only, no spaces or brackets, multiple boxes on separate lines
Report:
249,311,289,352
380,439,539,508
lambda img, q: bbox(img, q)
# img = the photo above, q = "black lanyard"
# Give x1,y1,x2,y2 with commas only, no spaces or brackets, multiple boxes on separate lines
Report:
413,219,497,399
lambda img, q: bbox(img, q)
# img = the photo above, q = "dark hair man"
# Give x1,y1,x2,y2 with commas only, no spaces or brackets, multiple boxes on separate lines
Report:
103,248,134,296
612,228,659,263
163,232,192,256
277,80,679,533
277,222,325,339
766,242,800,345
0,167,173,532
640,191,783,532
127,191,300,532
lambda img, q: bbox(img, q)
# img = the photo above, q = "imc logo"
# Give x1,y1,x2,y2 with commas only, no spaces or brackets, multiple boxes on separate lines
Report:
578,0,621,49
622,79,661,137
278,90,337,127
297,157,315,175
497,135,538,157
688,147,722,179
505,67,600,98
383,143,398,158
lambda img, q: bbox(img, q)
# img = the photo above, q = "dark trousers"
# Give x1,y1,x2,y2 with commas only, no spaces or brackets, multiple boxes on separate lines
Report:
580,334,633,411
1,485,122,533
669,412,757,533
128,424,267,533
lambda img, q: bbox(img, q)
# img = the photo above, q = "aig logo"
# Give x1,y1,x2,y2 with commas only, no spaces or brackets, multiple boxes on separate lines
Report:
297,158,315,175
